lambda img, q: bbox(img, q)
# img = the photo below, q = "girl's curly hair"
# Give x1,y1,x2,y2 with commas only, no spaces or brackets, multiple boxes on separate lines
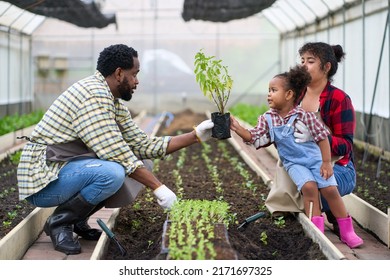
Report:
274,65,311,104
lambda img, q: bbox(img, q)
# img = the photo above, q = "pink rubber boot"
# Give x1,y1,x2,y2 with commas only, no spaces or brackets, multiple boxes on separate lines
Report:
311,215,324,233
337,216,363,248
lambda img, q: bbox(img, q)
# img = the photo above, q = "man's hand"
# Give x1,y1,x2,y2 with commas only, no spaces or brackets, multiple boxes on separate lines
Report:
194,120,214,142
294,120,313,143
153,185,177,210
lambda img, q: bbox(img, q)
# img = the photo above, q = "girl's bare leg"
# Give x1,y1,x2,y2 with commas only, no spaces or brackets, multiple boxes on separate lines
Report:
301,181,321,217
319,186,347,218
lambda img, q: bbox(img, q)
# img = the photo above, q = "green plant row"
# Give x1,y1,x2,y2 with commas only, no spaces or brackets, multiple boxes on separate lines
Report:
228,103,268,126
169,199,231,226
0,110,44,136
167,199,233,260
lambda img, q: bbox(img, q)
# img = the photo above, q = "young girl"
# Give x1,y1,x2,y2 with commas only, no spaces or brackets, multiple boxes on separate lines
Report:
230,65,363,248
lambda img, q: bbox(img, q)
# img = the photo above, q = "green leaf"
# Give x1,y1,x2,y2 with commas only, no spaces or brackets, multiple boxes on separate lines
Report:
193,49,233,114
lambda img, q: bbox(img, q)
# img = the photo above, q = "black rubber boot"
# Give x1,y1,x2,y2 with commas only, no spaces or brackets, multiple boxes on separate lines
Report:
73,201,105,240
44,194,96,255
325,210,340,237
74,218,102,240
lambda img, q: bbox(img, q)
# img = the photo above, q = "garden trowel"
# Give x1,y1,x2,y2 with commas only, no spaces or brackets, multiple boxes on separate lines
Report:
237,212,266,231
97,218,127,257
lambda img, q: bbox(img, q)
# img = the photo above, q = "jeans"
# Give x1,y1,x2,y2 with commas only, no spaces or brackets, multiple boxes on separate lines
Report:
26,158,125,207
321,160,356,212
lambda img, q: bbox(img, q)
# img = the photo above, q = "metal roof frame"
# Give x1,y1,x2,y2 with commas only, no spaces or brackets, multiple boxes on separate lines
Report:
0,0,116,30
0,2,45,34
261,0,359,33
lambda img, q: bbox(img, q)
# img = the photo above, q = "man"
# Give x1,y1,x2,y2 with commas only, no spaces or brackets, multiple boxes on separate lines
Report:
17,44,214,255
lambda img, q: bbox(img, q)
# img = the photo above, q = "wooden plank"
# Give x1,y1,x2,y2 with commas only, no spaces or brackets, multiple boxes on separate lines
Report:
297,213,346,260
0,207,54,260
90,208,120,260
343,194,389,247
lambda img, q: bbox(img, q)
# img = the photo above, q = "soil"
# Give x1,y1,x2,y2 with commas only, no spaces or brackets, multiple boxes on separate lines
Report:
353,146,390,214
104,110,323,260
0,109,389,259
0,156,36,238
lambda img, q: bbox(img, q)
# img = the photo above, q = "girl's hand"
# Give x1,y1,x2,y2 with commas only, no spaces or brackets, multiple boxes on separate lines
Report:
320,162,334,179
230,116,241,132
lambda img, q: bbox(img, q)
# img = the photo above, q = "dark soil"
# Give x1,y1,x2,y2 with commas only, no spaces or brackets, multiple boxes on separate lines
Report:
104,110,325,260
0,156,36,238
0,109,389,259
353,146,390,214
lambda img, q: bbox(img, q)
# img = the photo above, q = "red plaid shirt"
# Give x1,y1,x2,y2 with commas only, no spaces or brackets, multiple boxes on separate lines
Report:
318,82,355,166
249,106,329,147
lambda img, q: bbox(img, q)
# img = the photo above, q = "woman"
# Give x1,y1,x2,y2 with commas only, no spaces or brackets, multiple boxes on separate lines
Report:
265,42,361,247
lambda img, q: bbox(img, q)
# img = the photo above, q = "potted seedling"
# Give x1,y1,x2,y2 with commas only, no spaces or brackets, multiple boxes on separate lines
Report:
194,49,233,139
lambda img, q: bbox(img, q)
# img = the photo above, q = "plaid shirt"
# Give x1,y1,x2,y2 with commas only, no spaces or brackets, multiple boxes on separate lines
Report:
318,82,355,166
248,106,329,145
17,71,170,200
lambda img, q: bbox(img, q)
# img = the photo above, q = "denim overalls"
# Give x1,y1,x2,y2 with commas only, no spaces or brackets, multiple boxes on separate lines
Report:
265,113,337,191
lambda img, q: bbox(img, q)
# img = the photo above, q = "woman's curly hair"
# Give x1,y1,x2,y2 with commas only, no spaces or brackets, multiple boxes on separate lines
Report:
299,42,345,81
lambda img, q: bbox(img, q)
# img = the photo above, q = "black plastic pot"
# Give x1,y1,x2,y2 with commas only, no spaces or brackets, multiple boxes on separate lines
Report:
211,112,231,139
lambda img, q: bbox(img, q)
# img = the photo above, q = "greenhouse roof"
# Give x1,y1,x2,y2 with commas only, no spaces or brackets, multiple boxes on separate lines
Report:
0,0,368,35
0,0,116,31
261,0,360,33
0,1,45,34
180,0,363,33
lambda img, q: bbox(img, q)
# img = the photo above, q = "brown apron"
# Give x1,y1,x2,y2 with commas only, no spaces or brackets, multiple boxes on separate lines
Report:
265,111,342,215
265,159,305,215
46,139,151,208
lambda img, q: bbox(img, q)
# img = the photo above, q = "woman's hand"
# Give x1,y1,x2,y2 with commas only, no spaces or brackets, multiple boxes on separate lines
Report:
294,120,313,143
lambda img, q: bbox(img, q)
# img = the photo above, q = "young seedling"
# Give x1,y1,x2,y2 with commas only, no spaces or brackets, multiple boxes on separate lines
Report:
194,49,233,139
274,216,286,228
194,49,233,115
260,231,268,245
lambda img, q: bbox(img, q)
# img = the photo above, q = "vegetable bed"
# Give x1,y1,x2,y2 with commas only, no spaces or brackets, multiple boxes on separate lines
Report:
104,110,326,260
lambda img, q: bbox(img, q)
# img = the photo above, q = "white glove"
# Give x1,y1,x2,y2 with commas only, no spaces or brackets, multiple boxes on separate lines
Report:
253,134,271,148
153,185,177,210
194,119,214,142
294,120,313,143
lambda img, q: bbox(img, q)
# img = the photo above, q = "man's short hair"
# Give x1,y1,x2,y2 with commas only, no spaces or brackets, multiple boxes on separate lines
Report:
97,44,138,77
